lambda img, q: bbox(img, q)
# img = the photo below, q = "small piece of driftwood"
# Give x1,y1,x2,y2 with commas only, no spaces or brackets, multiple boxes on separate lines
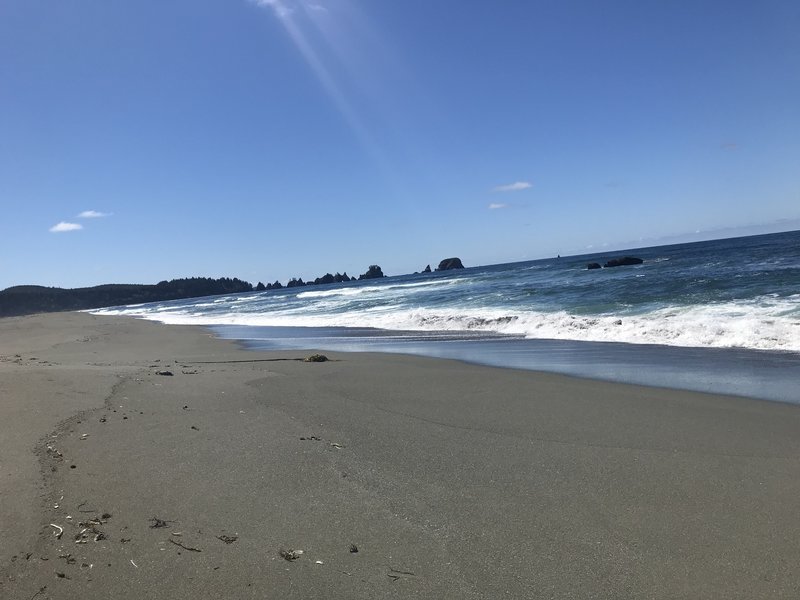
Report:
169,539,202,552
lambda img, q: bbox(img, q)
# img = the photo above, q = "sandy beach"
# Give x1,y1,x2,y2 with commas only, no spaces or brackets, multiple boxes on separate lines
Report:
2,312,800,599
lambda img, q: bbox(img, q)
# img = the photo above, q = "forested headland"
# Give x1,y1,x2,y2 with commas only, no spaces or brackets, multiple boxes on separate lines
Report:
0,277,254,317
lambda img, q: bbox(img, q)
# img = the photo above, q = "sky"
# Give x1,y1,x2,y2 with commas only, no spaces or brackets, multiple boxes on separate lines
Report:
1,0,799,289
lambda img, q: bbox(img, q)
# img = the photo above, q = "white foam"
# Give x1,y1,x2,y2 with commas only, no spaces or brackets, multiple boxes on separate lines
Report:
91,294,800,352
295,278,457,299
296,287,368,299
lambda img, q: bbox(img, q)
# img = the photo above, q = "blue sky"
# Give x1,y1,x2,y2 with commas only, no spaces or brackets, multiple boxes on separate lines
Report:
1,0,798,289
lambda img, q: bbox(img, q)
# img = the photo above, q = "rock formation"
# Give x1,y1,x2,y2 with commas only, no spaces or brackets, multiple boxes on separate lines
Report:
604,257,644,268
358,265,385,280
436,257,465,271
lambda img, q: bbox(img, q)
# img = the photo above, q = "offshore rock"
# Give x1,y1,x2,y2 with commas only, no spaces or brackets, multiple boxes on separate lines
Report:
604,256,644,268
587,262,602,270
422,265,432,273
436,257,465,271
311,272,355,285
359,265,385,280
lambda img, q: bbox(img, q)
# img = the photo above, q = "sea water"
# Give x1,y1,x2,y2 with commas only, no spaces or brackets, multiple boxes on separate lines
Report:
92,230,800,403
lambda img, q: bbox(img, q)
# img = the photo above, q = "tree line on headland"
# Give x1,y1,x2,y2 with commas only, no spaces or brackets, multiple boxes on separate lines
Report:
0,277,254,318
0,258,465,317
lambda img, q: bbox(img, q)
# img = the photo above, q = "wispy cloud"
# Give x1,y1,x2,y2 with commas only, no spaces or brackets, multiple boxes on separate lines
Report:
250,0,293,18
49,222,83,233
720,142,738,150
492,181,531,193
251,0,327,16
488,203,509,210
78,210,111,218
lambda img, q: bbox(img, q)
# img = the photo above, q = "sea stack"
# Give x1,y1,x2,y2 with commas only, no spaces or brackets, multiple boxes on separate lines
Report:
436,257,465,271
358,265,385,280
604,256,644,268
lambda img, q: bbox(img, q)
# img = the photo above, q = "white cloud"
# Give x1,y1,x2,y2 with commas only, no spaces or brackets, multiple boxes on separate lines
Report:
488,203,509,210
78,210,111,218
492,181,532,193
49,222,83,233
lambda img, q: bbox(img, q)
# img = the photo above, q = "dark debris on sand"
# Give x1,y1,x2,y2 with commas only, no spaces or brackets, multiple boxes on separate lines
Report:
304,354,328,363
149,517,172,529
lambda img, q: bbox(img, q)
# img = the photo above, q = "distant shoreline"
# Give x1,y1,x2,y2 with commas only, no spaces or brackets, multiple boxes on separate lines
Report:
5,228,798,318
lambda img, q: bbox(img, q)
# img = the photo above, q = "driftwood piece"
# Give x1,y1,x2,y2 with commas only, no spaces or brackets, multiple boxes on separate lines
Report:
169,538,202,552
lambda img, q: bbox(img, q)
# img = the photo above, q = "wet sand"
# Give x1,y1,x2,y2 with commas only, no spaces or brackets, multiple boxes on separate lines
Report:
2,311,800,599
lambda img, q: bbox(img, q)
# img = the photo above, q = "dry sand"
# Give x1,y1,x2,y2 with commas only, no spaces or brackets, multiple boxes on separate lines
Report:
2,311,800,599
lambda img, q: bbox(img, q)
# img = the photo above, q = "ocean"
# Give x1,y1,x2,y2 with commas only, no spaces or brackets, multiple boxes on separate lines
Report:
92,230,800,404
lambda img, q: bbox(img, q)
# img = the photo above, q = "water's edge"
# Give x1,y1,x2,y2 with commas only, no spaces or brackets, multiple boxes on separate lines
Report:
210,324,800,406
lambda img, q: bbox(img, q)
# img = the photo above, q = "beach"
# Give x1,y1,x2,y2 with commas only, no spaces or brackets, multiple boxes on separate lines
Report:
2,312,800,599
